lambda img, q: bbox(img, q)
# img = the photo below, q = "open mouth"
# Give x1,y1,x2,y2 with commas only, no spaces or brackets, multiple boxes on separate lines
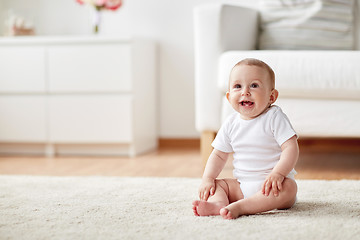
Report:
240,101,254,107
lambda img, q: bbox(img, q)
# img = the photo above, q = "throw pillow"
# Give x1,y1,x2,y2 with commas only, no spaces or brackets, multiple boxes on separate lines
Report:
258,0,355,50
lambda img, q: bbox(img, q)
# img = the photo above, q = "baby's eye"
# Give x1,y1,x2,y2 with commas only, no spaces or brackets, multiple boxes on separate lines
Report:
250,83,259,88
234,84,241,89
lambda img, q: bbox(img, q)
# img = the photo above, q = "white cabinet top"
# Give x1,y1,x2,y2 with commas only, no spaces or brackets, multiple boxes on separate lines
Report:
0,36,133,45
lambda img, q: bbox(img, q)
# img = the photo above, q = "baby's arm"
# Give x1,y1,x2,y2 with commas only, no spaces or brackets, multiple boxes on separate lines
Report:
199,149,229,201
262,135,299,197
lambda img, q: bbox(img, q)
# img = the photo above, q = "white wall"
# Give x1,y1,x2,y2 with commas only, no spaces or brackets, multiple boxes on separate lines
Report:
0,0,259,138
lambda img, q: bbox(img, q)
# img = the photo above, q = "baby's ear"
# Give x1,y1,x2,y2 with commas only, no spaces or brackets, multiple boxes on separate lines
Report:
226,92,230,102
270,89,279,104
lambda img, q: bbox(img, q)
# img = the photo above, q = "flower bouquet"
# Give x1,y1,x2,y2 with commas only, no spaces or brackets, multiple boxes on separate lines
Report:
76,0,123,33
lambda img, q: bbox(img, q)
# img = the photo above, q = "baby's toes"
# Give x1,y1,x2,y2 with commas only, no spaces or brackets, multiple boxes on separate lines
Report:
220,208,233,220
192,200,200,216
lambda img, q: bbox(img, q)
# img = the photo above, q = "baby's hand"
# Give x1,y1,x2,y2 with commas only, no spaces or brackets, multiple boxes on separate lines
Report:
262,172,285,197
198,177,215,201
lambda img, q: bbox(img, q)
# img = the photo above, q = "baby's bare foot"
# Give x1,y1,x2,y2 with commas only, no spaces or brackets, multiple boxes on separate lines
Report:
192,200,225,216
220,201,244,219
220,208,235,219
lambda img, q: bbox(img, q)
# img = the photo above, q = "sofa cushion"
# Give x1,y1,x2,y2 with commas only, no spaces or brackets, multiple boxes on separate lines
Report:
218,50,360,100
221,96,360,137
258,0,355,50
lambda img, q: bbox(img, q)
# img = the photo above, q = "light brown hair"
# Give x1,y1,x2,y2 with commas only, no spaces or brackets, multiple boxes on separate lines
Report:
231,58,275,89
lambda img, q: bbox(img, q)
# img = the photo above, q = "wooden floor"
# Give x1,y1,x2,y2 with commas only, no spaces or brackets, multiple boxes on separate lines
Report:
0,139,359,180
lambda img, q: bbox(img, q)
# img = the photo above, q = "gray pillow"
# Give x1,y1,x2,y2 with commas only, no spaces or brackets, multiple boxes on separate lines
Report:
258,0,355,50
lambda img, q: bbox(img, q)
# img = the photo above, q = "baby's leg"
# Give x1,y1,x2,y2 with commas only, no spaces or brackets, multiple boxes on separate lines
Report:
220,178,297,219
193,178,242,216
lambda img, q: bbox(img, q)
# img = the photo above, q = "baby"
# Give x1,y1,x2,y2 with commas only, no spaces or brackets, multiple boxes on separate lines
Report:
192,58,299,219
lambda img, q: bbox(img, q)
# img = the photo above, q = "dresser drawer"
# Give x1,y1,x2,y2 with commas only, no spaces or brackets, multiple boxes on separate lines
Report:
0,47,46,93
0,96,47,142
48,44,132,92
49,95,133,143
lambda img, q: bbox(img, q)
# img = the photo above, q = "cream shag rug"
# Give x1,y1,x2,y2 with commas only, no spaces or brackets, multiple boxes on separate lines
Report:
0,176,359,240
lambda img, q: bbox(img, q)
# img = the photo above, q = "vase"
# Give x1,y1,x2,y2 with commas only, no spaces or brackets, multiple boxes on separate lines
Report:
93,8,101,34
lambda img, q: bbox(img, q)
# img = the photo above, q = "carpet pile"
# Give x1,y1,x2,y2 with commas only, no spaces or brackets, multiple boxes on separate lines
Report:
0,176,359,239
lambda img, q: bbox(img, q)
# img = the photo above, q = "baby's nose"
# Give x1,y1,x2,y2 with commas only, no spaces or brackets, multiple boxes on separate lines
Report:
241,87,250,96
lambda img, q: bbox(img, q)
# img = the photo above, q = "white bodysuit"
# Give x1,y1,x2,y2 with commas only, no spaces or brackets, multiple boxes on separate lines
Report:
212,105,297,199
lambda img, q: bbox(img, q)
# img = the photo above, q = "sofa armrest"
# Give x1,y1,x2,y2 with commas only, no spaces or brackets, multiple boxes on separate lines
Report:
194,4,259,132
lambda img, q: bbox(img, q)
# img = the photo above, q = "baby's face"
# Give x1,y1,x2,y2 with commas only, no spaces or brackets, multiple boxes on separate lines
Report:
226,64,278,120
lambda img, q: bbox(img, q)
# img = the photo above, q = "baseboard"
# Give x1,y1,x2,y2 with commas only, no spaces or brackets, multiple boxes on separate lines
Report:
297,137,360,153
158,137,360,153
158,138,200,149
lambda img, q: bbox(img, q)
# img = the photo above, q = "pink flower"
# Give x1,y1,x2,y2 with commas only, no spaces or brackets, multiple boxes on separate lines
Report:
104,0,122,10
76,0,122,11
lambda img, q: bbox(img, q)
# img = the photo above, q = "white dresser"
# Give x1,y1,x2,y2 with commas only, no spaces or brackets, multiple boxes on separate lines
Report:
0,36,158,156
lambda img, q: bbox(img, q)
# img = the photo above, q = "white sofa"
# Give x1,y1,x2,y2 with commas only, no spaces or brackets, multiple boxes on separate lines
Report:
194,3,360,164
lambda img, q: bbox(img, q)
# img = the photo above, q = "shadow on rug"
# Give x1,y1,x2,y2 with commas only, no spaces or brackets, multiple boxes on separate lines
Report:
0,176,359,240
